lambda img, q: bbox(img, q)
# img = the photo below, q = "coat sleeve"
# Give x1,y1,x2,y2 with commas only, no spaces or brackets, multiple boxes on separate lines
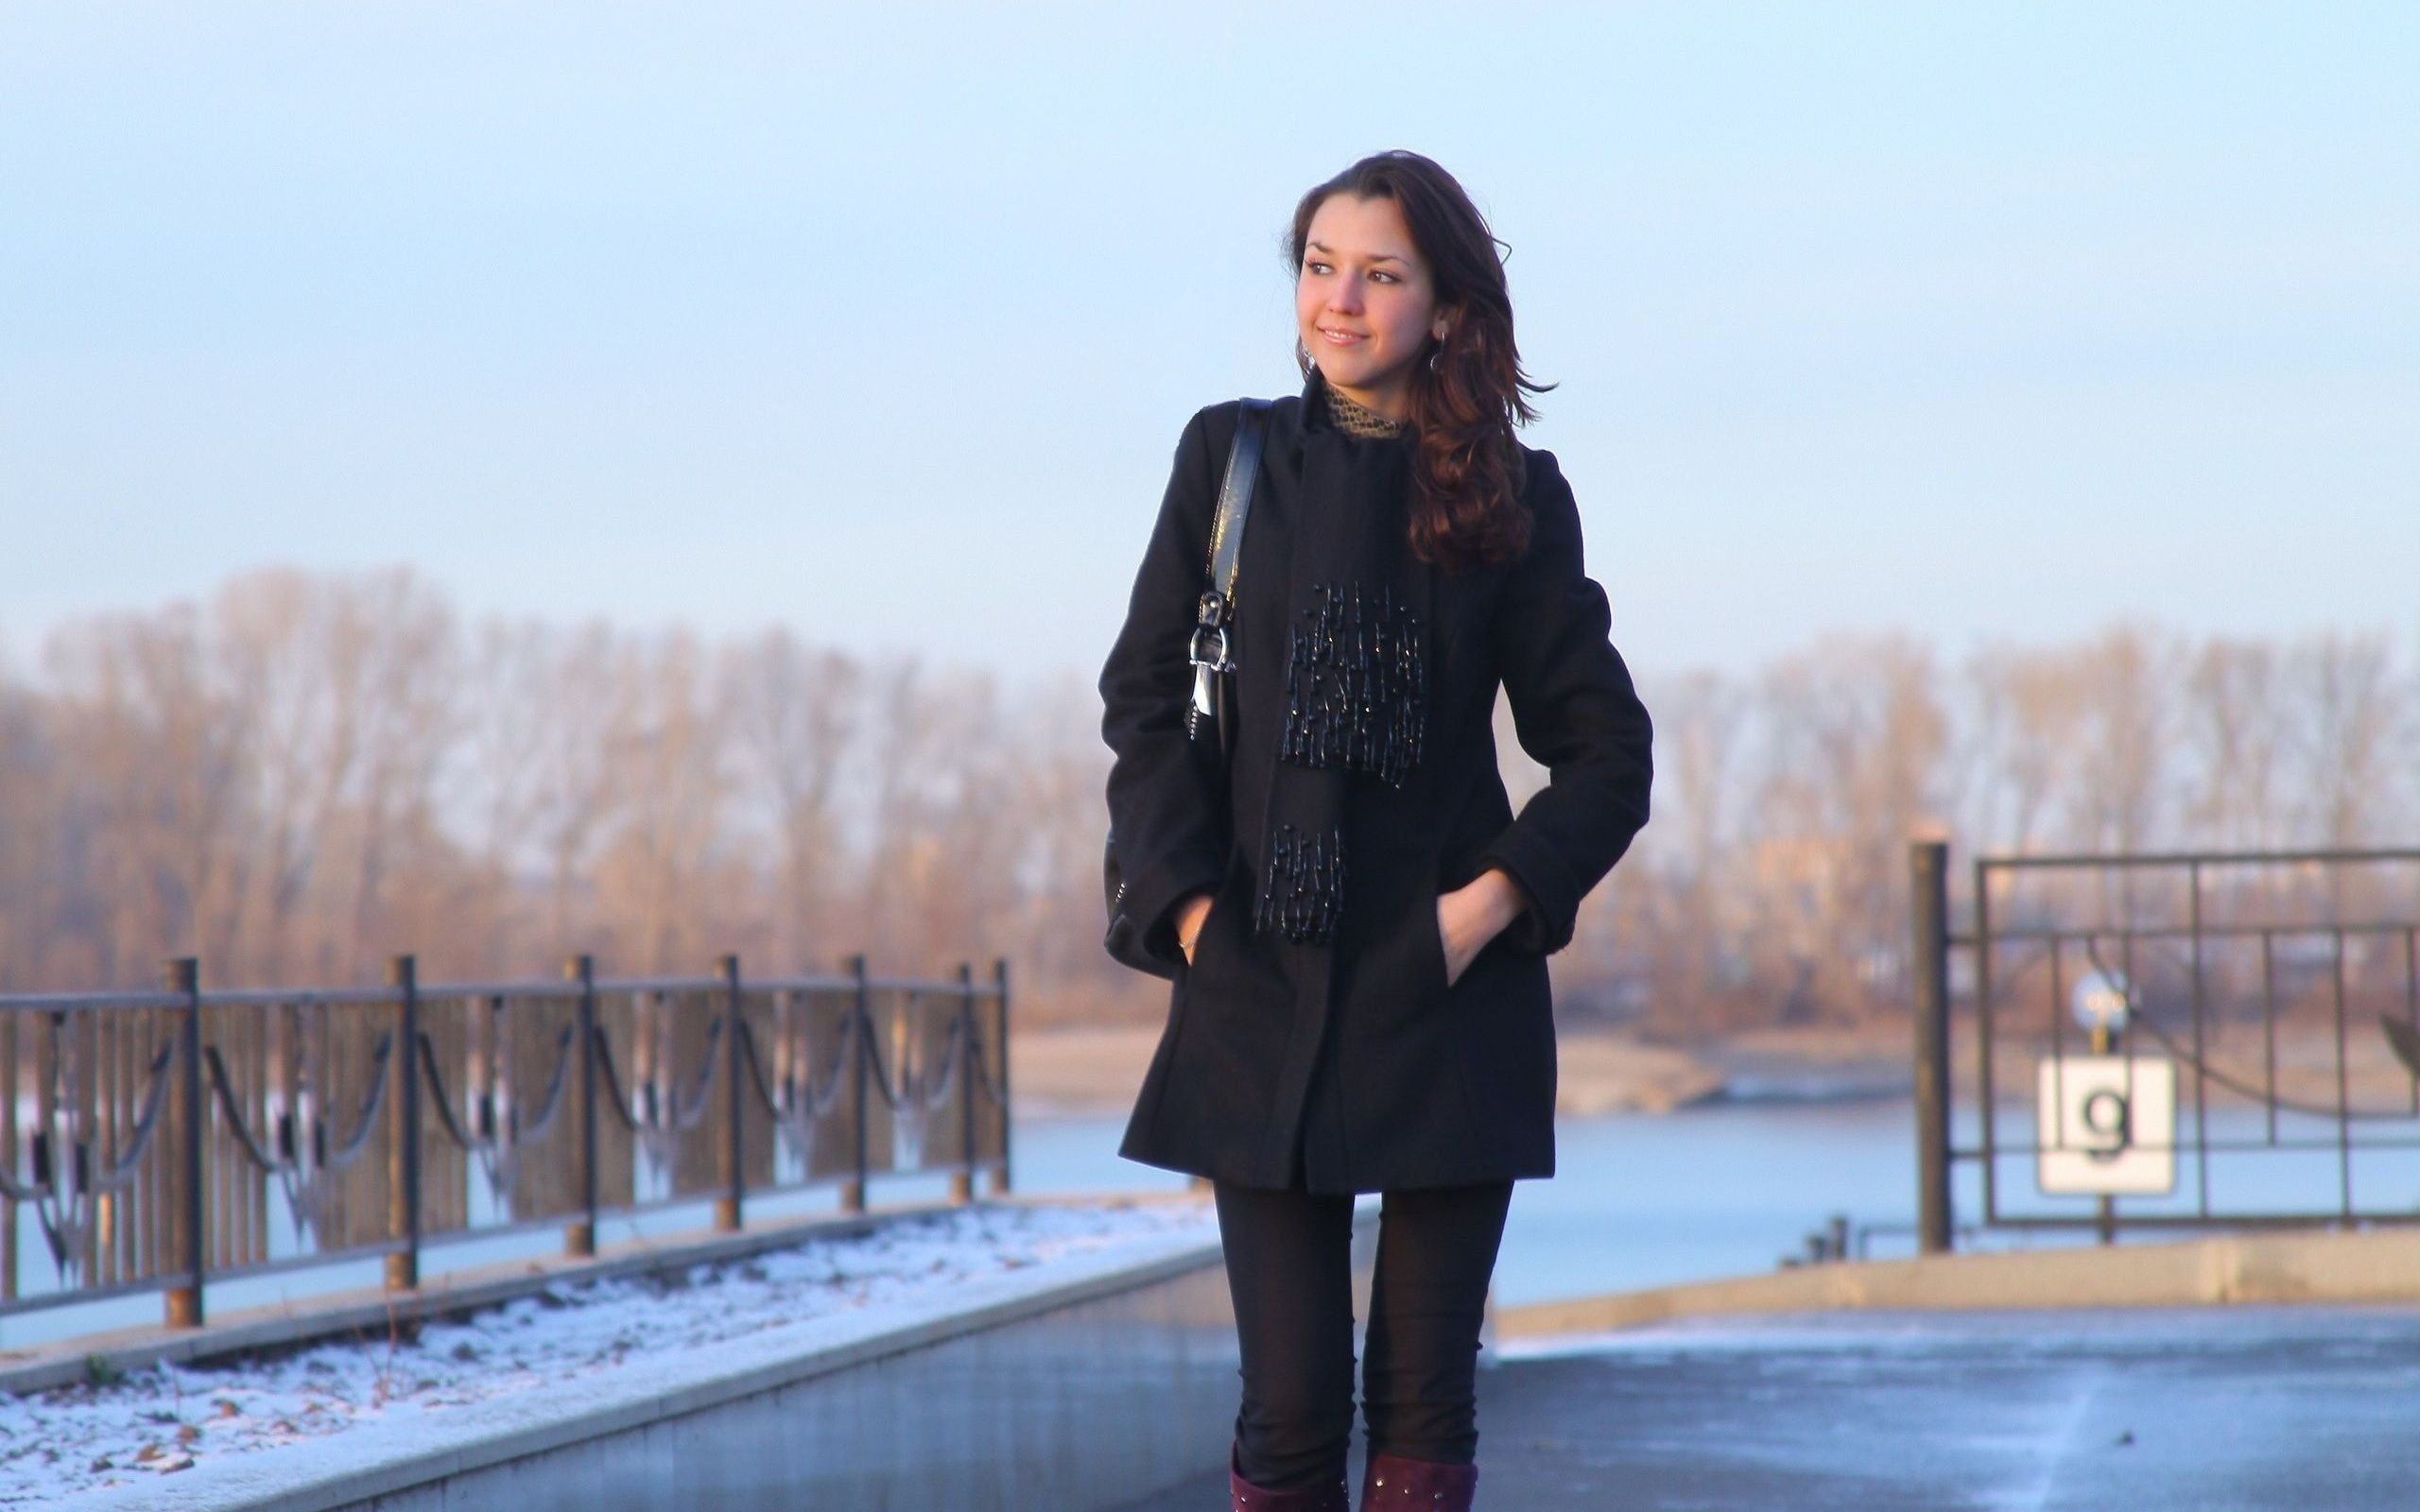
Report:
1098,403,1236,971
1473,449,1654,956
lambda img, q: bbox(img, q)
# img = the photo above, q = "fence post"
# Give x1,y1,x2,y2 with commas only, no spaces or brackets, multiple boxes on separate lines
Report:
385,954,422,1291
1910,839,1954,1254
164,956,205,1329
991,956,1012,1197
566,954,598,1258
841,954,869,1214
950,962,976,1206
717,954,745,1232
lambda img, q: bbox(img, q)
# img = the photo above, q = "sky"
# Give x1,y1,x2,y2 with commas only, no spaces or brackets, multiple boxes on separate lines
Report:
3,2,2414,687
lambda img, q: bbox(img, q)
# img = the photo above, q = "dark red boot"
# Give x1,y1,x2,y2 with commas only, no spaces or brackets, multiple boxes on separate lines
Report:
1358,1449,1478,1510
1228,1439,1349,1511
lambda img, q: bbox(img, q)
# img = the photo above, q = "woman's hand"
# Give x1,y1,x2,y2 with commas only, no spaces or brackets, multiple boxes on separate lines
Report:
1437,868,1526,988
1175,891,1215,966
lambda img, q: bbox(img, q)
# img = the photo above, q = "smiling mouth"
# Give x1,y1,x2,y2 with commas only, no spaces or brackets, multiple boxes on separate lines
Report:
1317,327,1368,345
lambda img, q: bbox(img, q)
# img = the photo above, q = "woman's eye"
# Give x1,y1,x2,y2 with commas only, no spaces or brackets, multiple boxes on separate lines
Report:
1370,270,1397,284
1305,261,1331,275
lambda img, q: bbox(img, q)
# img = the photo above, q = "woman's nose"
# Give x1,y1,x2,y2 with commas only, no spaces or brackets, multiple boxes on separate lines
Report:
1326,275,1364,314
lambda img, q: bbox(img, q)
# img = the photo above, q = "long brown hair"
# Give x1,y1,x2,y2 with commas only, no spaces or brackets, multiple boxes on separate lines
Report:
1287,150,1551,573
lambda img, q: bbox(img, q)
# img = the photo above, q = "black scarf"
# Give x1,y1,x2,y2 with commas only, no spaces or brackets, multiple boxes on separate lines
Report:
1249,370,1435,950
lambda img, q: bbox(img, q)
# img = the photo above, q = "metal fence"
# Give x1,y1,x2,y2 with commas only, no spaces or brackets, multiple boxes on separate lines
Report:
0,953,1011,1328
1912,841,2420,1251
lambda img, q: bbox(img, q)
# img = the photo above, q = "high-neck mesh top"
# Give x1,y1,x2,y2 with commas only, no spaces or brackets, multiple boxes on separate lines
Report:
1322,379,1410,438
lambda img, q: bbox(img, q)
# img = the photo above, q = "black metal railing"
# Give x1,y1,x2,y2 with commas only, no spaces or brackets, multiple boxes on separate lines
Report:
1911,840,2420,1251
0,953,1011,1327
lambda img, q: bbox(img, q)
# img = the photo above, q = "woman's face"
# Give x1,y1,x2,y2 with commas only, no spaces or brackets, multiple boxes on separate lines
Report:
1295,192,1448,421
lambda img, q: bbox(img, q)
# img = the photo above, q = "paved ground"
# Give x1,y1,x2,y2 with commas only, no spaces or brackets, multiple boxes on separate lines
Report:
1114,1306,2420,1510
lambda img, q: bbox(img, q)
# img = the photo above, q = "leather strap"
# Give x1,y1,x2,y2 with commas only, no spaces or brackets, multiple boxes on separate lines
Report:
1186,399,1271,748
1205,399,1271,601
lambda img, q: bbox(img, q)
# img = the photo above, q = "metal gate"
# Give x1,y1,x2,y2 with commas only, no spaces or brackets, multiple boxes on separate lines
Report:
1910,841,2420,1251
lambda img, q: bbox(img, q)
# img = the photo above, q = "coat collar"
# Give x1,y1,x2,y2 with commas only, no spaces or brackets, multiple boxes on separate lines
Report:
1298,366,1334,433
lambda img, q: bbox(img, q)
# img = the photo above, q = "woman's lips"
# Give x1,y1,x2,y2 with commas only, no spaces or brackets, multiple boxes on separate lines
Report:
1317,327,1367,345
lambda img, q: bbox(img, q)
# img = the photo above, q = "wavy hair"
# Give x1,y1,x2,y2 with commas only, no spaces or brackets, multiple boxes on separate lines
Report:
1287,150,1552,572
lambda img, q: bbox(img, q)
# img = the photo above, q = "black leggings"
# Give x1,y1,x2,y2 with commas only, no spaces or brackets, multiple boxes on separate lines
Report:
1213,1177,1514,1490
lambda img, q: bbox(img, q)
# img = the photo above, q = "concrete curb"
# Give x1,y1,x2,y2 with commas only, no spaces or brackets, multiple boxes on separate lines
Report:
1,1190,1203,1398
1495,1225,2420,1338
51,1207,1247,1512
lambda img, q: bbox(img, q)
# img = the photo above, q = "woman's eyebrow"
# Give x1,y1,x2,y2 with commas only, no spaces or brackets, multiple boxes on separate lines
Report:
1305,241,1409,265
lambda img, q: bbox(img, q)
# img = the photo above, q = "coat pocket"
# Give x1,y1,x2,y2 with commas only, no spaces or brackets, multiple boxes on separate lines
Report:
1178,891,1210,974
1184,884,1231,980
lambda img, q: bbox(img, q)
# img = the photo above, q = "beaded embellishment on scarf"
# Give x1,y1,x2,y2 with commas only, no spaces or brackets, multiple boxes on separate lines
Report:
1253,822,1347,946
1278,582,1426,789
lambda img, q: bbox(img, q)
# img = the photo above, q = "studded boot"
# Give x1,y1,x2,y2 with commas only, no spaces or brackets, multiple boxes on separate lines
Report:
1358,1449,1478,1510
1227,1438,1350,1512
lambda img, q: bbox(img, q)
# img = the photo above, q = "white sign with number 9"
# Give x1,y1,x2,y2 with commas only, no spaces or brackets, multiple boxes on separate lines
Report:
2036,1055,2176,1196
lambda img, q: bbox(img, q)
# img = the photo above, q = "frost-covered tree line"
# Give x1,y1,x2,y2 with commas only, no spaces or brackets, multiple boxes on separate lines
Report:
1,569,2411,1033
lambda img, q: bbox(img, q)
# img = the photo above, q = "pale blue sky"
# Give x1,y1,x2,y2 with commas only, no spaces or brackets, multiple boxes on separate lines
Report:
4,3,2414,683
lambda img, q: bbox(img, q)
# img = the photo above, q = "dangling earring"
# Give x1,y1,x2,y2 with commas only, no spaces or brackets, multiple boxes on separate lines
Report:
1296,339,1316,375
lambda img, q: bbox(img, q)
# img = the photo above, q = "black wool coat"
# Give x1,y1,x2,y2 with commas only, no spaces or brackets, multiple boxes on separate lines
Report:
1099,370,1653,1194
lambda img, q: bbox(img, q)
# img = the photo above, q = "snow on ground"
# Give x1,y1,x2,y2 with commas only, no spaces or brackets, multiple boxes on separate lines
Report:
0,1197,1219,1505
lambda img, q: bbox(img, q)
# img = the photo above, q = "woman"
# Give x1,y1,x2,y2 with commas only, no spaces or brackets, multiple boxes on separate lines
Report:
1098,150,1653,1511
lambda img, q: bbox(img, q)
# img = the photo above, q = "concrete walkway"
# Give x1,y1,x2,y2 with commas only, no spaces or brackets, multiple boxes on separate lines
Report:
1114,1304,2420,1509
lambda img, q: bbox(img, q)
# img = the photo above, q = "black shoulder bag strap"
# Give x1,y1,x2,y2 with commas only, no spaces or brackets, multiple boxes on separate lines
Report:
1185,398,1272,762
1103,397,1272,978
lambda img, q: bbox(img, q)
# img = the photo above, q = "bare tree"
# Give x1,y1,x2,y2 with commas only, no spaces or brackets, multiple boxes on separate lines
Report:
726,628,862,971
528,624,629,953
2290,630,2404,851
593,630,733,973
43,607,250,981
1962,642,2085,854
2181,637,2287,855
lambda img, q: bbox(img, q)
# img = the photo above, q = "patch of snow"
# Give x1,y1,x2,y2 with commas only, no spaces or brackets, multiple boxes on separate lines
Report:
0,1198,1218,1507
